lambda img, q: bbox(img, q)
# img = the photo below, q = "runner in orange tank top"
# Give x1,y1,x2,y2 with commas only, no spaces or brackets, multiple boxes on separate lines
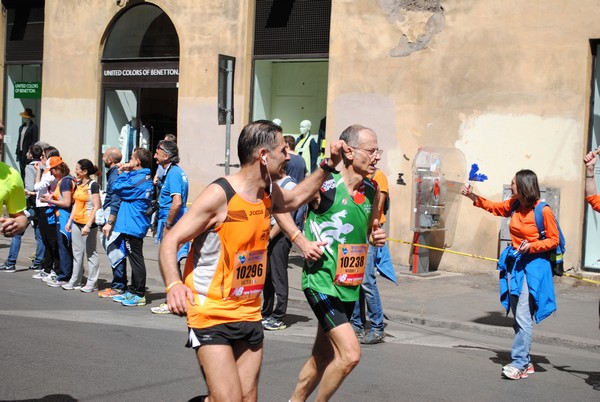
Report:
159,120,346,402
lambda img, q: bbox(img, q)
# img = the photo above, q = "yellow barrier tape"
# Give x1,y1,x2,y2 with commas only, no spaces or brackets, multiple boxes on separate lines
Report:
387,237,600,285
387,238,499,262
563,273,600,285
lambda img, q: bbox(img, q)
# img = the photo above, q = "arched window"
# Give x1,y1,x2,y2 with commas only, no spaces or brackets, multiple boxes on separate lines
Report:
103,3,179,60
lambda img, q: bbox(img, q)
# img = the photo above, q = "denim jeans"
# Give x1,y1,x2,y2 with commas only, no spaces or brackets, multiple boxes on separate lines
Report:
33,225,45,266
5,233,23,266
351,244,385,332
509,274,534,369
101,208,127,290
56,224,73,281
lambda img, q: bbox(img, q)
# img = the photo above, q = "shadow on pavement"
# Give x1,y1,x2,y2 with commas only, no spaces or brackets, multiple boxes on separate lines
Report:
472,311,514,327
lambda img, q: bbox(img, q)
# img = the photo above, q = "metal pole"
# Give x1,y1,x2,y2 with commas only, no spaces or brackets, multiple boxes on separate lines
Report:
224,59,233,175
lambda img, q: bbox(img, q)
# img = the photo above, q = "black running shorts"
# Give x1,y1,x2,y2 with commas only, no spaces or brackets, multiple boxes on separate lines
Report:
186,321,264,348
304,288,355,332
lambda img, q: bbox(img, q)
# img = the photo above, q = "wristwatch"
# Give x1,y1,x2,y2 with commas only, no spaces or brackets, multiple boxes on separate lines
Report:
165,222,174,229
320,158,339,174
107,219,114,225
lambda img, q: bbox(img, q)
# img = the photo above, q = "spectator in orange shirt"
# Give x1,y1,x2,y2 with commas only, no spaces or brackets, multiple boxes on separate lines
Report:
461,169,558,380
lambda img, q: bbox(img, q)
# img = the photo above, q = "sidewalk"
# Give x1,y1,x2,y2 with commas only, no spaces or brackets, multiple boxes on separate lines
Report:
2,229,599,352
285,251,600,353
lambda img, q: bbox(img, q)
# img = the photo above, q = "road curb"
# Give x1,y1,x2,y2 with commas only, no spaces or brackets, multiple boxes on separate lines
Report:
287,291,600,353
384,310,600,353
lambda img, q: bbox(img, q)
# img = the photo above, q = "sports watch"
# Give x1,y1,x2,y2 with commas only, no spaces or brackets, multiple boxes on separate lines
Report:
319,158,339,174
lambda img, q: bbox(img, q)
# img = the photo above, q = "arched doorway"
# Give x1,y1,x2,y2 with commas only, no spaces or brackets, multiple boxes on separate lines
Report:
100,3,179,167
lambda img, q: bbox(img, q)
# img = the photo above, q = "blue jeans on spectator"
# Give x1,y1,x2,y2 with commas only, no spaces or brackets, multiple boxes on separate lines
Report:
56,224,73,281
111,259,127,291
351,244,385,332
4,233,23,267
4,223,44,268
33,225,45,266
509,274,534,369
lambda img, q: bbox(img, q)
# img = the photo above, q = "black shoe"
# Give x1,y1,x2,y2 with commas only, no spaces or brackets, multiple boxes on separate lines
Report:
0,263,16,273
28,264,42,271
263,318,287,331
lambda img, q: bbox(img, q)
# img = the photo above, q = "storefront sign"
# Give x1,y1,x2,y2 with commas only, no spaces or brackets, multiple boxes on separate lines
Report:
14,82,42,99
102,61,179,87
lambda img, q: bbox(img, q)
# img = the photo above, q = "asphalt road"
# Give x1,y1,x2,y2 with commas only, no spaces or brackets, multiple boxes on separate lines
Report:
1,270,599,402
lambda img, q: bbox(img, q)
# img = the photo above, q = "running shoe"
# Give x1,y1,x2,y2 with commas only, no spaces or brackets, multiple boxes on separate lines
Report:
98,288,124,298
62,283,76,290
121,294,147,307
263,318,287,331
28,264,42,271
150,303,172,314
502,364,528,380
526,363,535,375
112,291,133,303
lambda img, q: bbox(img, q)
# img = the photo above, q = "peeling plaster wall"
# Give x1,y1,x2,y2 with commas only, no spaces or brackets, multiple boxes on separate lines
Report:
328,0,600,272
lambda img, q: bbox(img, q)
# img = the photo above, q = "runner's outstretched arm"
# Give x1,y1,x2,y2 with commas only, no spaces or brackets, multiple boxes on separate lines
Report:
272,140,346,213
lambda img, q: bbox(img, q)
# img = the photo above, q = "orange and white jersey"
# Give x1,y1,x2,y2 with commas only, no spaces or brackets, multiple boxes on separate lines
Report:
184,178,272,329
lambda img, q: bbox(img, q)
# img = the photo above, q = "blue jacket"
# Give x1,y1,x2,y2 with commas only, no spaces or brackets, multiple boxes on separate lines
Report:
497,246,557,324
112,168,153,238
103,165,122,216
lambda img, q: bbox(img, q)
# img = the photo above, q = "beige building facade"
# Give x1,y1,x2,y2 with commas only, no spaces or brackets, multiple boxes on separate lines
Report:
2,0,600,275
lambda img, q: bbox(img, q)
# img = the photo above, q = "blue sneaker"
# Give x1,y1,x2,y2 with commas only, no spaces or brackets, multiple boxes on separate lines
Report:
112,291,133,303
121,294,147,307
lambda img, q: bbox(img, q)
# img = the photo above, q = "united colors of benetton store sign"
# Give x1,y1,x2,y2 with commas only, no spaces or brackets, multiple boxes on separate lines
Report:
102,61,179,88
14,82,42,99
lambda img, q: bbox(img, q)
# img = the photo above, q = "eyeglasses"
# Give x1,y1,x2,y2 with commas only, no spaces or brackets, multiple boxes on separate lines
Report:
353,147,383,158
156,145,172,156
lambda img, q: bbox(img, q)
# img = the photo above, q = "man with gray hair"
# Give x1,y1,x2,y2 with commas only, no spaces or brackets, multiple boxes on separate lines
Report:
287,124,387,402
151,139,189,314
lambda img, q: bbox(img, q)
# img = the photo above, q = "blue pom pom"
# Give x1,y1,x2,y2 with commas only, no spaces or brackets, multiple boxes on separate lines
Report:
469,163,488,182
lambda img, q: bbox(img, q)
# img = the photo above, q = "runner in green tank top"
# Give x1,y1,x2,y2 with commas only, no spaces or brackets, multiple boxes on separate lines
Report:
277,124,387,402
301,171,376,302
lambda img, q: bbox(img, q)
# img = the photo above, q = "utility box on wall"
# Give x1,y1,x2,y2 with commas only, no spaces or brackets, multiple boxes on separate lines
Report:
499,186,561,255
410,147,466,274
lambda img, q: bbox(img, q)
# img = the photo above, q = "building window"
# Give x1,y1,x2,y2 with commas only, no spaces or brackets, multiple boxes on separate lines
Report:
583,40,600,272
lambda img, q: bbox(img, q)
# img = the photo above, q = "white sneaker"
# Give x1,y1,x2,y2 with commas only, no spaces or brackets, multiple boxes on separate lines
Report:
62,283,75,290
32,271,46,279
150,303,172,314
42,272,57,283
80,285,98,293
47,278,68,287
